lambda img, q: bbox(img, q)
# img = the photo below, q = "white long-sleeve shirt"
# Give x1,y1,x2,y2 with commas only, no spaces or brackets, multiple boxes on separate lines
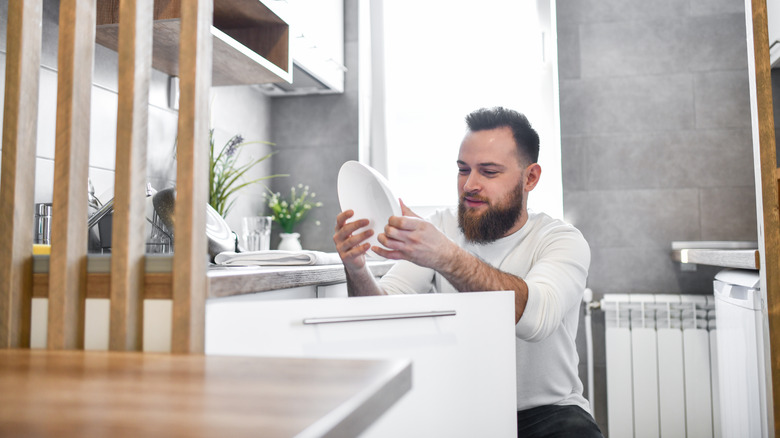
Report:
379,208,591,412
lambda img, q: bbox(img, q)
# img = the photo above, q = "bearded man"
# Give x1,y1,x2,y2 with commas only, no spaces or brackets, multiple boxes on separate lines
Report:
333,107,602,438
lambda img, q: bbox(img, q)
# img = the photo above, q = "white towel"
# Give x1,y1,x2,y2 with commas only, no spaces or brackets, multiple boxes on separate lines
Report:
214,250,343,266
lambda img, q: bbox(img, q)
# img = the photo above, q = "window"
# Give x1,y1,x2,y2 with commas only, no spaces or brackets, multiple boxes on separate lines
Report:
366,0,563,219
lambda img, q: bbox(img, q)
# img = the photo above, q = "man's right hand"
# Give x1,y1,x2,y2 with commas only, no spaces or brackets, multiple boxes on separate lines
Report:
333,209,374,271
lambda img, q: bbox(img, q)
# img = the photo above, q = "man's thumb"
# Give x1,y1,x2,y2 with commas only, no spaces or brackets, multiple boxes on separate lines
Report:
399,198,420,218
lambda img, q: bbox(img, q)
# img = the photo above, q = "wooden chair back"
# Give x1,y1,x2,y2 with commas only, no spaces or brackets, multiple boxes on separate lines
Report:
0,0,211,353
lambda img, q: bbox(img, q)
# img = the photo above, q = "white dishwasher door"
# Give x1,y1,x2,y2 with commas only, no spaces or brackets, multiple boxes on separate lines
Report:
206,291,518,438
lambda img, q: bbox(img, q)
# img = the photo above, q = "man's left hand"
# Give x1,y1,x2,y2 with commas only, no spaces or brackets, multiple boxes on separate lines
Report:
373,200,459,271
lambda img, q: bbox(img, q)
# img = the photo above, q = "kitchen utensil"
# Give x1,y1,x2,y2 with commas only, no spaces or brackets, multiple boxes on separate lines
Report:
34,203,52,244
152,187,236,261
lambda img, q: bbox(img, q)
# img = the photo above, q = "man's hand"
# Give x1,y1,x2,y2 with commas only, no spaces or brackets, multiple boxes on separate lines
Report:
333,209,373,272
373,200,459,272
333,210,387,296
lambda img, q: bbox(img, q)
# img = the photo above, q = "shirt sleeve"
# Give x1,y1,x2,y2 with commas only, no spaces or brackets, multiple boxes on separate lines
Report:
378,259,436,294
514,226,591,342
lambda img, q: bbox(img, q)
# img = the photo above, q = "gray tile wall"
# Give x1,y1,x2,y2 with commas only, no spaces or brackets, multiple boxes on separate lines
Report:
0,0,273,241
267,0,359,251
558,0,757,433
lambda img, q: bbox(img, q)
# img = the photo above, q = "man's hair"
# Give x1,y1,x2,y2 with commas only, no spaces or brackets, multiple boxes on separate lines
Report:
465,107,540,164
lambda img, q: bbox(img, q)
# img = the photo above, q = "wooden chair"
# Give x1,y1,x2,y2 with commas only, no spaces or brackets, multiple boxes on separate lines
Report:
0,0,211,353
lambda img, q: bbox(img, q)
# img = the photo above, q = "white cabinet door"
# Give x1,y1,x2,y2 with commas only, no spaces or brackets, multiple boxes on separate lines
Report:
265,0,345,93
316,282,348,298
206,291,518,438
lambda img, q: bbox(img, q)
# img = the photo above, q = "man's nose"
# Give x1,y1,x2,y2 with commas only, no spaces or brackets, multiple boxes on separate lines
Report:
462,173,481,193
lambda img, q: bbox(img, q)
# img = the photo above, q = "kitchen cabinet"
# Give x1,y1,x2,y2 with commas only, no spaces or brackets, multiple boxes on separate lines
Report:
95,0,292,86
317,282,349,298
261,0,345,95
27,256,392,351
770,0,780,67
205,291,518,437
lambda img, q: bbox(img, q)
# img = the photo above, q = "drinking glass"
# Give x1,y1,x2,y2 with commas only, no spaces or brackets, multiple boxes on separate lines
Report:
242,216,272,252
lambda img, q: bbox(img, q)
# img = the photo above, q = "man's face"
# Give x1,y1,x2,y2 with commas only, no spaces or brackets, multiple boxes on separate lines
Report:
456,126,538,243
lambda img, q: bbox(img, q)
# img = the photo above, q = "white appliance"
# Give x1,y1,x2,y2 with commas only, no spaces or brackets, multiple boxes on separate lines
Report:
713,269,770,437
205,291,518,437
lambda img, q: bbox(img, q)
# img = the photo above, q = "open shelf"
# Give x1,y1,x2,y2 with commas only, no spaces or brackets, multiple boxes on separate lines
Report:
95,0,292,86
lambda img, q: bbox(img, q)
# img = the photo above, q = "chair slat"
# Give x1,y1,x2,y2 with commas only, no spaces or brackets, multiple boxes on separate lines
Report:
0,0,42,349
48,0,96,350
109,0,154,351
171,0,213,354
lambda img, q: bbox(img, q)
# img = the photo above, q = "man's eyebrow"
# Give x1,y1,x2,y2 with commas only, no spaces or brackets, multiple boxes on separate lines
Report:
476,162,506,169
457,160,505,168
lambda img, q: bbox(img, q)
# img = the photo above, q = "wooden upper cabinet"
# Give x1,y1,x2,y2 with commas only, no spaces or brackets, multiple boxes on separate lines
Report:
95,0,292,86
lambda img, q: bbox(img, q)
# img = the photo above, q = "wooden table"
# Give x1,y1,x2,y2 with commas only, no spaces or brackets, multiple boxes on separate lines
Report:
0,349,411,437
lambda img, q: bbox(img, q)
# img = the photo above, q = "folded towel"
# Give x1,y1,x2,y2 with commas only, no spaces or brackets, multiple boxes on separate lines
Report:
214,250,343,266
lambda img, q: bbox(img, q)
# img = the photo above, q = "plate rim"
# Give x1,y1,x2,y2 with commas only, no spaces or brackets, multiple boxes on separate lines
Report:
337,161,401,252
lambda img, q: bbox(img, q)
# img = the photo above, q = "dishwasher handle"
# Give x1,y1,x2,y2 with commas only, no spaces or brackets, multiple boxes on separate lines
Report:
302,310,457,325
714,280,762,310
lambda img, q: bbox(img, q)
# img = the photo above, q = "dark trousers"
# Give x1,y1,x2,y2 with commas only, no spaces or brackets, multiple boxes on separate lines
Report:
517,404,603,438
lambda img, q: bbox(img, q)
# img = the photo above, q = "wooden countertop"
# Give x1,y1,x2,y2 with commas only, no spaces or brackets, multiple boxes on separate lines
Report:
0,349,411,438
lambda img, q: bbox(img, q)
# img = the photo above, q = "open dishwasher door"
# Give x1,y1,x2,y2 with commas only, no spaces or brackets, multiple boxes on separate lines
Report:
205,291,517,438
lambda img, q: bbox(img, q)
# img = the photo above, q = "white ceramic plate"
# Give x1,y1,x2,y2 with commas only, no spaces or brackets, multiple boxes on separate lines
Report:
337,161,401,255
206,203,236,258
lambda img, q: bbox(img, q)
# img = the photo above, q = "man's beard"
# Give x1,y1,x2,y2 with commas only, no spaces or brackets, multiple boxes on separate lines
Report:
458,183,524,244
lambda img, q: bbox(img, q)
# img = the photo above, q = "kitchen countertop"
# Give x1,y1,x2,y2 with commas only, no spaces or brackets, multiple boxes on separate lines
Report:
0,349,412,437
207,260,395,298
31,254,395,299
670,241,760,270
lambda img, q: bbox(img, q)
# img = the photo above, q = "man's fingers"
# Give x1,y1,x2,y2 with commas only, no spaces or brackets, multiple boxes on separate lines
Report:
335,210,354,229
345,241,371,258
336,228,373,252
335,217,370,240
376,232,405,252
371,246,403,260
378,229,401,247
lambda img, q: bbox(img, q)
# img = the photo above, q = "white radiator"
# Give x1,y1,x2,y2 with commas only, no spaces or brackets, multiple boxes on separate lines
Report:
602,294,719,438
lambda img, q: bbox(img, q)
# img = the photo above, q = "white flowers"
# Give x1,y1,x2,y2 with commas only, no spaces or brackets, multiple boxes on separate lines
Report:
265,185,323,233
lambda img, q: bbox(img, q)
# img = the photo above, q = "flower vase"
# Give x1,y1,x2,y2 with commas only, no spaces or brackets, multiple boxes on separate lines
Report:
278,232,302,251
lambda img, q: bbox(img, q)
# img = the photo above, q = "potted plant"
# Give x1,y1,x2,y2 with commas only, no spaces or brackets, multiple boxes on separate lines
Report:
209,129,284,217
265,184,322,250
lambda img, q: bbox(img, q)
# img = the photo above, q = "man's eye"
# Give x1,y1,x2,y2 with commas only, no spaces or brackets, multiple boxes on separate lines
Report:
482,170,499,176
458,168,469,174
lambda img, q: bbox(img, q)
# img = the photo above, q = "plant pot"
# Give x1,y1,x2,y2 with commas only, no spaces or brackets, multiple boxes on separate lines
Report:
278,232,302,251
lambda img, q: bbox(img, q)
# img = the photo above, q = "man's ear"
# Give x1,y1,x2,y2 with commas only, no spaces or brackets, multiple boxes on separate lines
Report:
525,163,542,191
